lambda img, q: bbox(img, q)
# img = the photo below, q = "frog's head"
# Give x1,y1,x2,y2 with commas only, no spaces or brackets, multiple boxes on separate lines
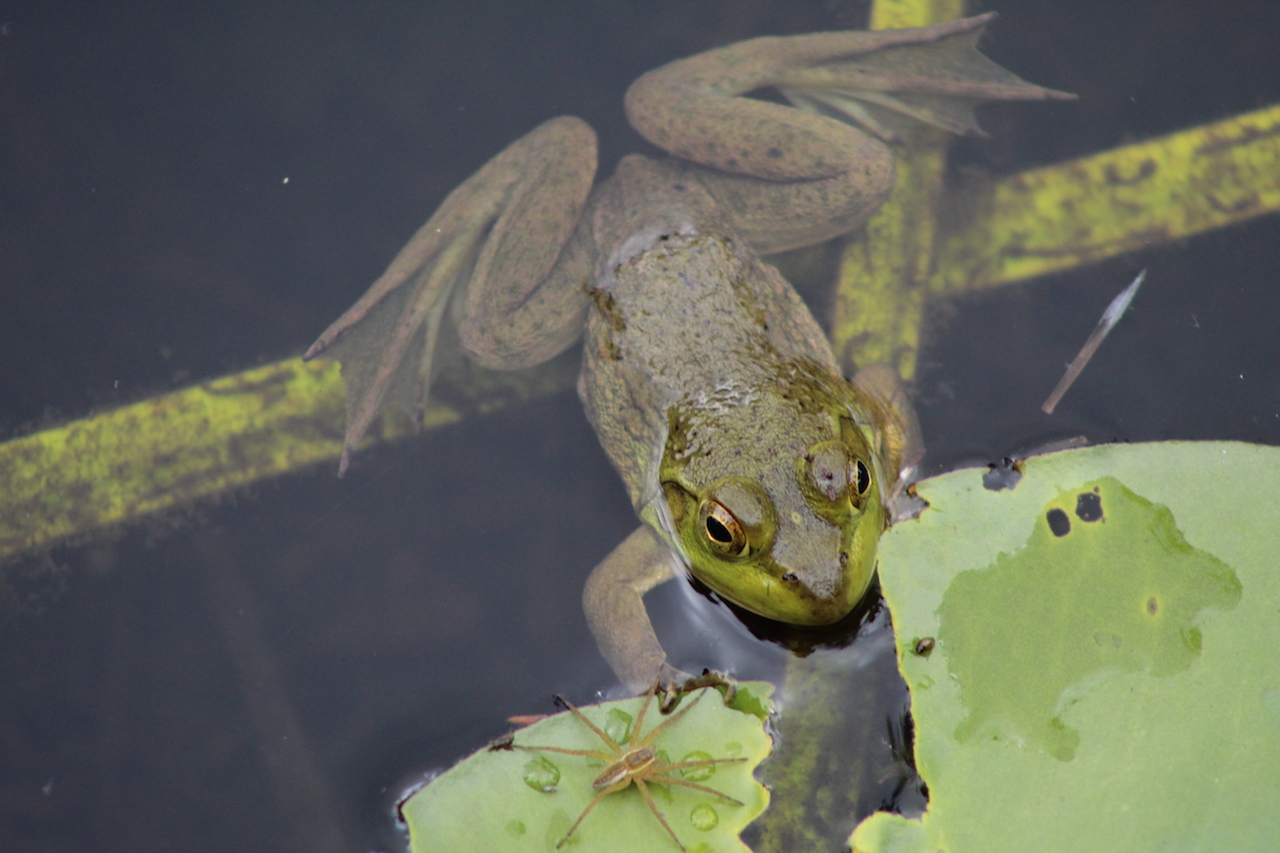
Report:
656,379,889,626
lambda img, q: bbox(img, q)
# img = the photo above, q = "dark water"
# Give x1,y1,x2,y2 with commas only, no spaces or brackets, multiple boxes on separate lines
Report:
1,2,1278,851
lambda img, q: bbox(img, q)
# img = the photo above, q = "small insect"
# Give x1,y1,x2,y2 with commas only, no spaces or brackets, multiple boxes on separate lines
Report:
517,685,747,851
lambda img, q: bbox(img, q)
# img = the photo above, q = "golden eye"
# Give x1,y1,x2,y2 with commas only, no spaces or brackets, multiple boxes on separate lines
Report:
701,501,748,557
850,458,871,498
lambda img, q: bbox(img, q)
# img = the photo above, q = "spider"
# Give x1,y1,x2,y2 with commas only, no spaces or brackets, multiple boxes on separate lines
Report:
517,685,748,851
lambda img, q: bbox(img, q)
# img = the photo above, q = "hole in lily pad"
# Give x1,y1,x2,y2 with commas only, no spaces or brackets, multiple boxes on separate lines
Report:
1046,507,1071,536
1075,489,1104,522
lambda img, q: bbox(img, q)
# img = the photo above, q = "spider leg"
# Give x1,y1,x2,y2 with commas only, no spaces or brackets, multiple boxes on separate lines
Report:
635,688,708,748
629,683,659,749
554,788,611,850
516,744,616,761
657,756,747,772
552,695,623,756
646,774,745,806
635,778,686,853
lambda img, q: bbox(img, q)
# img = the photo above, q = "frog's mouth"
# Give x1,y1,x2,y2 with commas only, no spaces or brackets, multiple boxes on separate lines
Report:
687,570,880,654
692,543,872,627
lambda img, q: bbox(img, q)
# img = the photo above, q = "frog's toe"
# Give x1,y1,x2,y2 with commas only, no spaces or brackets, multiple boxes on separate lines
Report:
773,14,1075,141
657,667,739,712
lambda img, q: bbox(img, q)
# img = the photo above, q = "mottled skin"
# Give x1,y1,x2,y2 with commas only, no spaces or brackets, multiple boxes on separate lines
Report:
305,14,1072,691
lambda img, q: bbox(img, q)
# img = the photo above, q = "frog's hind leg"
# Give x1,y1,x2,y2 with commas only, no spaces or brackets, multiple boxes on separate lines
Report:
304,116,596,473
769,13,1075,143
624,13,1072,255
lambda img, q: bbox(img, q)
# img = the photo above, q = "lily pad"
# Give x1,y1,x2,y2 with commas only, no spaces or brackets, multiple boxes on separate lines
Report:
853,442,1280,852
403,684,773,853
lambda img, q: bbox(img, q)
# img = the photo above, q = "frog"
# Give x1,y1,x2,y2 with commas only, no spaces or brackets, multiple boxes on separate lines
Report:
305,13,1072,692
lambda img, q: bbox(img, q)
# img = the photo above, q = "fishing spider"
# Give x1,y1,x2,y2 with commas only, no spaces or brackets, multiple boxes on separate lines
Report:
518,686,748,851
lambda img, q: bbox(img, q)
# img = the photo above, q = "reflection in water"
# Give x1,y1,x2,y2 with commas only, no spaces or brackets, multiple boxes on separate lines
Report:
199,534,349,853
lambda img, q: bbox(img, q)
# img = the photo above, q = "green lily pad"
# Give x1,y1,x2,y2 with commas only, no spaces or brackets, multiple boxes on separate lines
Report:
403,684,774,853
853,442,1280,852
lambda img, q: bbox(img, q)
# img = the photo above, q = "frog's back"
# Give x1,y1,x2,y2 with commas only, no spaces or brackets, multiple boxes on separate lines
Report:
578,154,840,511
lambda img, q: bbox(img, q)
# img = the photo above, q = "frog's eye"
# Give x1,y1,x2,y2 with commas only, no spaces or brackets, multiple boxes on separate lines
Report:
701,501,748,557
850,458,872,498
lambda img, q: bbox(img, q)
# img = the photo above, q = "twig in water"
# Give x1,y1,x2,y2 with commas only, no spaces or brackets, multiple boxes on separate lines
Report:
1042,270,1147,414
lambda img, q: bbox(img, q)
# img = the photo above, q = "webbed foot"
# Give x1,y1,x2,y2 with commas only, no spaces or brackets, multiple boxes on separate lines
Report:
771,13,1076,142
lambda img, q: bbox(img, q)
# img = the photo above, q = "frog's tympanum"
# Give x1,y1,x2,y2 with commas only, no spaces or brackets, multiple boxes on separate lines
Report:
306,14,1071,691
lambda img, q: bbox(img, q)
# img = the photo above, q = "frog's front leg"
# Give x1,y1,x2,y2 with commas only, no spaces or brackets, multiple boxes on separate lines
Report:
305,116,597,472
582,525,692,693
624,13,1073,254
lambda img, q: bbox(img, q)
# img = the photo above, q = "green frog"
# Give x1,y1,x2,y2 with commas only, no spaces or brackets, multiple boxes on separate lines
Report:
306,14,1071,691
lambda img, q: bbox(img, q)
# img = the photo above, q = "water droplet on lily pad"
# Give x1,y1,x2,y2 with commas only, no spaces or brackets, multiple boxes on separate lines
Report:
521,755,560,793
680,751,715,781
604,708,633,744
690,803,719,830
